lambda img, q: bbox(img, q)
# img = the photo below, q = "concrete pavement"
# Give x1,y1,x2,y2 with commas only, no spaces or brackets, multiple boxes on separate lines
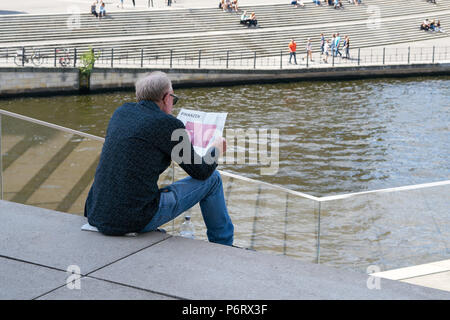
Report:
1,199,450,299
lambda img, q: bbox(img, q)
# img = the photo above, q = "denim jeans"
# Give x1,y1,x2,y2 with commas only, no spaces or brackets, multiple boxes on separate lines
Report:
289,52,297,64
140,170,234,246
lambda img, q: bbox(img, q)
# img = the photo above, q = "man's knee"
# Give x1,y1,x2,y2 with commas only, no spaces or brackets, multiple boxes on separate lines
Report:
206,170,223,191
210,170,222,183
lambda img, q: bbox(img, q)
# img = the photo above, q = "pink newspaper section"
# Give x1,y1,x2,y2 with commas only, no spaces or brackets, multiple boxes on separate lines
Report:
185,121,217,148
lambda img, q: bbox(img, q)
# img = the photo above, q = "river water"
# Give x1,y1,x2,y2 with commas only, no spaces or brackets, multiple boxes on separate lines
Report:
2,76,449,196
1,76,449,271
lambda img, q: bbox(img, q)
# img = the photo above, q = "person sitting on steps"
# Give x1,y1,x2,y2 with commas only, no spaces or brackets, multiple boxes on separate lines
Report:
248,12,258,27
224,0,232,11
420,18,430,31
291,0,305,7
240,10,251,25
98,1,106,19
232,0,239,12
91,1,98,17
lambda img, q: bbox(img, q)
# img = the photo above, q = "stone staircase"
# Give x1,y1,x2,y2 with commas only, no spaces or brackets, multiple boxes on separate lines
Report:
0,0,448,63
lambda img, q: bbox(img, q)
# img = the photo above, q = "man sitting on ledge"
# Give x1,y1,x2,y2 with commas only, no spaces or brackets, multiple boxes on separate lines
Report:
84,71,234,246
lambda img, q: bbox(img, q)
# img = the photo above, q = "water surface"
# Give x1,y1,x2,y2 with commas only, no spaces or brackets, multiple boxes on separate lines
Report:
2,76,449,197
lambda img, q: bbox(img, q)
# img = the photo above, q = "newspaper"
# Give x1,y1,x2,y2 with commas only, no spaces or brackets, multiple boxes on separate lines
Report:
177,108,227,157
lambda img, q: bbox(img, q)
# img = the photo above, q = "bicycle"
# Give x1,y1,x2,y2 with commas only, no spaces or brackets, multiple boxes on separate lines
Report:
57,48,71,67
14,48,45,66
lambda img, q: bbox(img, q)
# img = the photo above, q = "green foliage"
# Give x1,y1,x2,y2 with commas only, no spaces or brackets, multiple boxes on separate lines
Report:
79,46,100,76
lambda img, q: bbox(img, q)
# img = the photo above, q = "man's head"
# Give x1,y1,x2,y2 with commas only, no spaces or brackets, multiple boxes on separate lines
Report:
135,71,176,114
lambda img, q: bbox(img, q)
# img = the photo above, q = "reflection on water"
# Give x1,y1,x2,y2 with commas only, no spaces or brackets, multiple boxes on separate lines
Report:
2,76,449,197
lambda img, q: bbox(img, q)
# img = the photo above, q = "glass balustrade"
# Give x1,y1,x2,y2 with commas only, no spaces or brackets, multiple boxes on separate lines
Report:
1,109,448,273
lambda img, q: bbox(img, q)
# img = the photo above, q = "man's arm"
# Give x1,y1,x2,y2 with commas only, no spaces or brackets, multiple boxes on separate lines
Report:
158,117,225,180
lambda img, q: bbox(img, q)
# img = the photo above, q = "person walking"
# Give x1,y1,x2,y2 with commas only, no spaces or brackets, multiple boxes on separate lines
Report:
323,39,330,63
306,38,314,62
84,71,234,246
334,33,342,57
343,35,350,59
320,33,325,55
288,39,297,64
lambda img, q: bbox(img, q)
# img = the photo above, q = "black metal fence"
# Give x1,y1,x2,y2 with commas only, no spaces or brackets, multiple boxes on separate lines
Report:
1,45,449,69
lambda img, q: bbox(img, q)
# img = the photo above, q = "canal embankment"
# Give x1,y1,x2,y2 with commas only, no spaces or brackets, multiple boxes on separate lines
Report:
1,63,450,98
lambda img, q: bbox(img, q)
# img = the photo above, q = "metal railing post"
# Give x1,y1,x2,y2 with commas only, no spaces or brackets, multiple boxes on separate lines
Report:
316,201,321,264
408,46,410,64
73,48,77,68
280,50,283,69
111,48,114,68
306,51,309,68
432,46,435,64
198,50,201,68
141,49,144,68
226,51,229,69
253,51,256,69
22,47,25,67
170,49,173,68
54,48,57,67
92,48,95,67
332,50,334,67
383,47,385,65
358,48,361,66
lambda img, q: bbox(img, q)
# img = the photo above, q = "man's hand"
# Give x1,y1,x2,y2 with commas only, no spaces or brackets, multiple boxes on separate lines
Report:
211,137,227,156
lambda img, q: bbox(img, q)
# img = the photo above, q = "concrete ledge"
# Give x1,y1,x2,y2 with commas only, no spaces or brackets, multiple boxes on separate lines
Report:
90,63,450,90
0,67,79,97
0,200,170,274
1,200,450,299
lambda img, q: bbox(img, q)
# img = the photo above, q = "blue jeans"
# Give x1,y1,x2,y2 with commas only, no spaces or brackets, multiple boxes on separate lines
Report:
140,170,234,246
289,52,297,64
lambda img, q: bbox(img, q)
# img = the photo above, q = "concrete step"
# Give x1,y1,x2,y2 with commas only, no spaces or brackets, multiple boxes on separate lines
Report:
2,200,450,299
3,13,445,63
0,1,446,42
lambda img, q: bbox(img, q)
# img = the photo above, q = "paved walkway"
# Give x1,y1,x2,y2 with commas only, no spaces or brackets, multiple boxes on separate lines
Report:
1,199,450,299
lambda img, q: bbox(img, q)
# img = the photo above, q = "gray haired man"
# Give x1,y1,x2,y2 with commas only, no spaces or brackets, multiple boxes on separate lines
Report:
84,71,234,245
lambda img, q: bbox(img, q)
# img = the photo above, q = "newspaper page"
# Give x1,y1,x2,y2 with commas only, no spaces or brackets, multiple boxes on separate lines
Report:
177,108,227,157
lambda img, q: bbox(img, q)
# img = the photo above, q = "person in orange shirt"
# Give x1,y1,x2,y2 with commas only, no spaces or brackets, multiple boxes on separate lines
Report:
289,39,297,64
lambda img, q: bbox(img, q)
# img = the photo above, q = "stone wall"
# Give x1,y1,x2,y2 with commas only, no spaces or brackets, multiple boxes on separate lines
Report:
0,67,79,97
1,64,450,97
89,64,450,91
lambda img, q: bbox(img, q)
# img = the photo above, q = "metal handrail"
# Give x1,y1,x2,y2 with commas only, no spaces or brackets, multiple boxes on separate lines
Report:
0,109,104,142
